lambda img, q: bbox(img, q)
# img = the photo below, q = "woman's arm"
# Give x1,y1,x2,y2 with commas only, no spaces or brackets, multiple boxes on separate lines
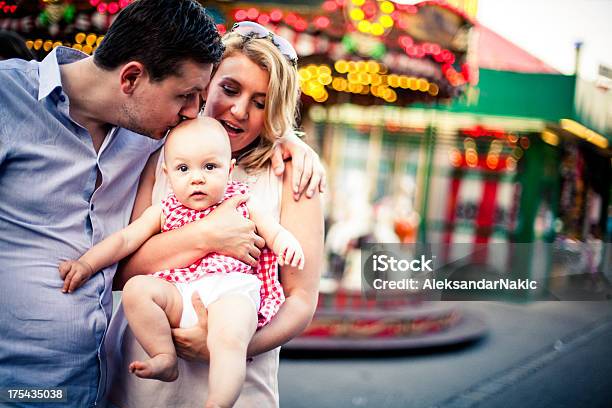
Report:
171,161,324,361
246,160,324,356
116,135,326,290
114,151,264,290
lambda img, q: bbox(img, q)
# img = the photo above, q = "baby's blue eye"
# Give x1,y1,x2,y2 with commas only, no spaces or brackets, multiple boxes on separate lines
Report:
205,163,216,170
178,165,188,172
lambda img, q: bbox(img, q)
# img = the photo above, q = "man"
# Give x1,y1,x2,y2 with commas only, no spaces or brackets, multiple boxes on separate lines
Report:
0,1,321,406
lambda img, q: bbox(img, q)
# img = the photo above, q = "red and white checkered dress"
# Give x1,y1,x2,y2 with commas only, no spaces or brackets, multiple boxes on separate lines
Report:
153,181,285,327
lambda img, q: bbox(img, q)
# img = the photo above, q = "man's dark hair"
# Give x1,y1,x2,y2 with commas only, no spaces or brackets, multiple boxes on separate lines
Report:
94,0,224,81
0,30,35,61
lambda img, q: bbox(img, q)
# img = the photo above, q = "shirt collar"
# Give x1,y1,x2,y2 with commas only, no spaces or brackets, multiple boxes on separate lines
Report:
38,46,89,101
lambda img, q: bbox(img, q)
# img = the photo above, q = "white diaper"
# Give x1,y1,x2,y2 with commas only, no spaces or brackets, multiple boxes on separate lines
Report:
174,272,261,328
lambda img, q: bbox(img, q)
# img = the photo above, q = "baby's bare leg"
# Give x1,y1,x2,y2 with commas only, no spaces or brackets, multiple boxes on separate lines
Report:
205,294,258,408
122,275,183,382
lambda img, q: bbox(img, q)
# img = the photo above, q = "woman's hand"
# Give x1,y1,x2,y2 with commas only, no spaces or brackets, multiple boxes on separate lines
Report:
271,132,326,201
116,194,265,288
172,292,210,362
204,194,265,267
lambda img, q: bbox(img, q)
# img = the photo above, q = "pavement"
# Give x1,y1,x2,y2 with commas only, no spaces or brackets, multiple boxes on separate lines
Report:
278,301,612,408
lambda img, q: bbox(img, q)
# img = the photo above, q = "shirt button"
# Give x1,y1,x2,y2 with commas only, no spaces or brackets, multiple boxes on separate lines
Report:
59,95,66,102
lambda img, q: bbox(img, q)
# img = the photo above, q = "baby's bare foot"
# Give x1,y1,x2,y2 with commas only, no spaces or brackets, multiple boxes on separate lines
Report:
128,353,178,382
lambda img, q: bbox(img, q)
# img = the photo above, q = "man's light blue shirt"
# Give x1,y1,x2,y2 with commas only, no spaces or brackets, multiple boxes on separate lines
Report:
0,47,163,407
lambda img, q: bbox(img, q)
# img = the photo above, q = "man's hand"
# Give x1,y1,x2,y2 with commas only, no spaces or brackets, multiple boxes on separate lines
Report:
203,195,265,267
172,292,210,362
271,132,326,200
272,229,305,270
59,260,94,293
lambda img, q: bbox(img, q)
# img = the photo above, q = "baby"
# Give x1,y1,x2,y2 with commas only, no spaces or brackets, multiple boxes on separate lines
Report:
59,117,304,408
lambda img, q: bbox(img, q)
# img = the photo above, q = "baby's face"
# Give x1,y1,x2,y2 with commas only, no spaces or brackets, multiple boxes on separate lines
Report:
164,118,233,211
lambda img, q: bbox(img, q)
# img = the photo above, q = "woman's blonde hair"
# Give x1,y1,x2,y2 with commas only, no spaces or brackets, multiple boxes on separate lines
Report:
216,31,301,172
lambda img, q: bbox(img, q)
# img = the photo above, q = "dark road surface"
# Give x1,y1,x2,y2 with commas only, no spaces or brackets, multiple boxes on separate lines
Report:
278,301,612,408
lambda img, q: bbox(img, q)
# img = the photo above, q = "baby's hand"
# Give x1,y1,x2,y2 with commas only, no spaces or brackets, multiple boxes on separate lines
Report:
272,230,305,270
59,260,95,293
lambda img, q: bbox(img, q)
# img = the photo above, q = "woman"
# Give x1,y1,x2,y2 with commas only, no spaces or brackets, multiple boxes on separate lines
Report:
106,23,324,407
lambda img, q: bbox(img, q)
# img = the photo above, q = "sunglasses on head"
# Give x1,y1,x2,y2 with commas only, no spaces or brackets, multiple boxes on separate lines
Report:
231,21,298,67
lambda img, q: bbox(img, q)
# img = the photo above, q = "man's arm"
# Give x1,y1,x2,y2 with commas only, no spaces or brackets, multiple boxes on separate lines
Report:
271,130,327,200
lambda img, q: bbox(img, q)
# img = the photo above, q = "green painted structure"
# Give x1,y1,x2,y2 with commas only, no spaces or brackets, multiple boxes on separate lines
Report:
421,68,577,123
